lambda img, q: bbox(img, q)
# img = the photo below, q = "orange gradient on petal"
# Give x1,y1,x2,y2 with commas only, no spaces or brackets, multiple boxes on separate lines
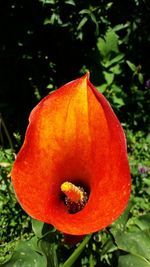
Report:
11,73,131,236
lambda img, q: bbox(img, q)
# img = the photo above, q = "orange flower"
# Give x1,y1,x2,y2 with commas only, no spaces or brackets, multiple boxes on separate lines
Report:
11,74,131,236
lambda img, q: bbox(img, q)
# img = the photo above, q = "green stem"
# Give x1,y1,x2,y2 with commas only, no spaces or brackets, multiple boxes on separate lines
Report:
0,113,14,150
61,235,91,267
89,254,95,267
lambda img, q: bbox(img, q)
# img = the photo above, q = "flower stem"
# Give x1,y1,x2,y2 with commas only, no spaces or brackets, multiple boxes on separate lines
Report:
0,113,13,150
61,234,91,267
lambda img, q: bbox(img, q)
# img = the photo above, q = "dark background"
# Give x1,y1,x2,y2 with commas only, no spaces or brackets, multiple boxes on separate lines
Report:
0,0,150,140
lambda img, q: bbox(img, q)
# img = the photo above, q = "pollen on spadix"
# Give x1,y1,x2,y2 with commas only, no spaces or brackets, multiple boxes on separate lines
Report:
61,182,84,203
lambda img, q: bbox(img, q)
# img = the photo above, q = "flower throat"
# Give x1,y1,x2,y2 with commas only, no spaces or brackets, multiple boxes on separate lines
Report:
61,181,89,214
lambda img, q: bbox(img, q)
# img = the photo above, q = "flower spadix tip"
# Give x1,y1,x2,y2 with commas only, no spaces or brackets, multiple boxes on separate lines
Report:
61,181,84,203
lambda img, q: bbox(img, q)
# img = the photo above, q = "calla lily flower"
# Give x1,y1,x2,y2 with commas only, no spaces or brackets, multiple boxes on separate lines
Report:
12,74,131,236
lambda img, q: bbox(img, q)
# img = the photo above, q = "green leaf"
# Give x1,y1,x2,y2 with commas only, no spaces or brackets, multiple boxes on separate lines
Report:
77,17,88,30
105,29,119,53
39,240,58,267
44,13,62,25
126,60,137,72
118,254,150,267
138,73,144,84
46,84,53,89
103,71,114,84
26,236,43,253
44,18,52,25
146,187,150,195
106,2,113,10
144,179,150,186
79,9,91,15
113,97,124,107
1,240,47,267
104,54,124,68
111,200,133,233
97,29,119,58
113,23,129,32
39,0,55,4
101,237,117,255
134,214,150,231
110,64,122,75
90,13,99,35
32,218,44,237
65,0,76,6
96,84,107,93
97,37,108,57
42,223,55,236
115,231,150,261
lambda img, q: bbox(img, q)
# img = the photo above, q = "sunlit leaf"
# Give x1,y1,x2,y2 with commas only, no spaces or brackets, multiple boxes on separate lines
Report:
103,71,114,84
112,96,124,107
65,0,76,6
104,54,124,68
138,73,144,84
118,254,150,267
97,29,119,57
1,240,47,267
126,60,137,72
96,84,107,93
77,17,88,30
97,37,108,57
115,231,150,260
113,23,129,32
135,214,150,230
32,219,44,237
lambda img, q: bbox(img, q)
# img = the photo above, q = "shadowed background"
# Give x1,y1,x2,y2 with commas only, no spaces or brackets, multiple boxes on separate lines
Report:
0,0,150,141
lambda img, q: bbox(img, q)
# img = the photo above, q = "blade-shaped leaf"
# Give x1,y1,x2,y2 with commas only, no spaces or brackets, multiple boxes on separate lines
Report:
126,60,137,72
132,214,150,231
32,218,44,237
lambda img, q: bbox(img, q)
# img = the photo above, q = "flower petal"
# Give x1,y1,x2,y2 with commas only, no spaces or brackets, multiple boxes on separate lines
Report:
12,74,131,235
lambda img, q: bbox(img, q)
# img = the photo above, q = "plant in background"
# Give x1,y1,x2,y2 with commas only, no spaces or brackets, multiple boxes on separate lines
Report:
96,26,127,110
127,129,150,218
1,1,150,266
0,117,32,264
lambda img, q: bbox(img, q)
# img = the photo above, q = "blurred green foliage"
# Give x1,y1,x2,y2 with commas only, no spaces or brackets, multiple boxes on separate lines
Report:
0,0,150,266
0,0,150,136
